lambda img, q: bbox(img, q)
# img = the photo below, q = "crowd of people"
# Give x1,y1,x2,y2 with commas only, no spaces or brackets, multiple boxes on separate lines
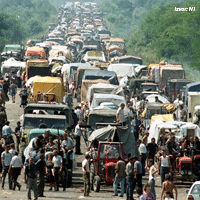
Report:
0,75,193,200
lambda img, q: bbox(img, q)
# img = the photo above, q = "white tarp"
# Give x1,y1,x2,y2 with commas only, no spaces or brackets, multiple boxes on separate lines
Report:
108,64,136,78
1,58,26,74
146,94,170,104
148,120,184,143
87,83,118,102
25,76,40,87
90,93,126,110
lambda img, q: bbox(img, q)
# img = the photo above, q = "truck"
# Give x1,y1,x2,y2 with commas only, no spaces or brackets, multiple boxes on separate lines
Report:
187,92,200,124
25,59,51,81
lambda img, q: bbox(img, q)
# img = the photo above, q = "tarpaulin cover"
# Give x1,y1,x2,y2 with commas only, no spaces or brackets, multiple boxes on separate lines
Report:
81,79,109,102
82,69,119,85
88,125,139,157
108,64,136,78
87,83,118,102
151,114,174,124
32,76,65,103
90,93,126,110
76,67,98,87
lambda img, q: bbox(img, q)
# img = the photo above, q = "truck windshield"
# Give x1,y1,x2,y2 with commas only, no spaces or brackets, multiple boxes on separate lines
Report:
28,67,51,78
99,144,121,159
24,117,66,130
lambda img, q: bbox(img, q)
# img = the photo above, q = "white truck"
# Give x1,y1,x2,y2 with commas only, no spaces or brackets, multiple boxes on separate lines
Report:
187,92,200,123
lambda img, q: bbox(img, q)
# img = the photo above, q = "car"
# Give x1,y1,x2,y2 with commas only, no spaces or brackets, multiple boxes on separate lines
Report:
186,181,200,200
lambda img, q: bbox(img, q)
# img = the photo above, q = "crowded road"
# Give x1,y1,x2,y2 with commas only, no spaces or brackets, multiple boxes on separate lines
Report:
0,91,190,200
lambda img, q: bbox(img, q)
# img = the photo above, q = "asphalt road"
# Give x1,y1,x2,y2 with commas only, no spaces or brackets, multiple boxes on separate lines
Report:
1,90,191,200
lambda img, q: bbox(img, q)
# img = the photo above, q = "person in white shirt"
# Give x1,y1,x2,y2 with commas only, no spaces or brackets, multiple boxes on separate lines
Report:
138,139,147,176
145,159,158,198
52,150,63,191
8,152,23,190
82,152,90,197
2,121,13,136
116,103,126,125
74,121,83,154
61,133,74,169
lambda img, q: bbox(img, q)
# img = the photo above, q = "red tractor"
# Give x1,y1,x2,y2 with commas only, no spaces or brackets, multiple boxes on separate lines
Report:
90,142,125,192
170,154,200,181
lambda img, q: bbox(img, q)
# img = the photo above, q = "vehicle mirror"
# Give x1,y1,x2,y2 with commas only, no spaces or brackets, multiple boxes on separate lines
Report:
186,189,189,194
189,113,192,119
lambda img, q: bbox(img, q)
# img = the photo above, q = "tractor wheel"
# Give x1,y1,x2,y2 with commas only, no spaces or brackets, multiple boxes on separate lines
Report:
93,176,100,192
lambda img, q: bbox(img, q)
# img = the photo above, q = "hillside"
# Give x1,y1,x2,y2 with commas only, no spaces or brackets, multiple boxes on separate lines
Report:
101,0,200,71
0,0,57,49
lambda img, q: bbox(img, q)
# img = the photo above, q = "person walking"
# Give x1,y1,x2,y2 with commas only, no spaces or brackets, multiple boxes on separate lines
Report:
46,154,55,191
133,156,143,192
1,144,13,189
52,150,63,191
116,103,126,126
82,152,90,197
61,133,74,169
126,156,135,200
161,174,177,200
8,152,23,190
138,139,147,176
2,121,13,137
145,159,158,198
74,121,83,154
158,150,171,184
3,81,9,102
19,87,28,108
113,156,126,197
16,70,21,88
24,157,38,200
9,81,17,103
36,154,46,197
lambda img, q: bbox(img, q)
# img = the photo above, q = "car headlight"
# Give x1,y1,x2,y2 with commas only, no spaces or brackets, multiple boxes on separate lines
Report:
188,171,192,175
180,171,184,175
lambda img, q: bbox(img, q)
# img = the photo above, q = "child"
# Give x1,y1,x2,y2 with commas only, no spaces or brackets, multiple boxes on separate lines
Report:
164,191,174,200
137,188,145,200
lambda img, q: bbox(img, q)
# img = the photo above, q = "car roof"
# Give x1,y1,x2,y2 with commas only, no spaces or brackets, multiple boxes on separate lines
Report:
29,128,64,135
24,114,66,119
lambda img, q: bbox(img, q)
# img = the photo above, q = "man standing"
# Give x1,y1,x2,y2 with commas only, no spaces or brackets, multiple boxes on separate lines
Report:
74,121,83,154
52,150,63,191
0,107,7,136
82,152,90,197
61,133,74,169
8,151,23,190
24,157,38,200
161,174,178,200
116,103,126,126
1,144,12,189
138,139,147,176
132,116,141,141
133,156,143,192
36,154,46,197
126,157,135,200
145,159,158,198
2,121,13,137
158,150,171,184
113,156,126,197
147,138,158,162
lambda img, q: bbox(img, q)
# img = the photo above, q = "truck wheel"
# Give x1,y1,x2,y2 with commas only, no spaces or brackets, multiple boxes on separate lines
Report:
66,170,72,187
93,176,100,192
